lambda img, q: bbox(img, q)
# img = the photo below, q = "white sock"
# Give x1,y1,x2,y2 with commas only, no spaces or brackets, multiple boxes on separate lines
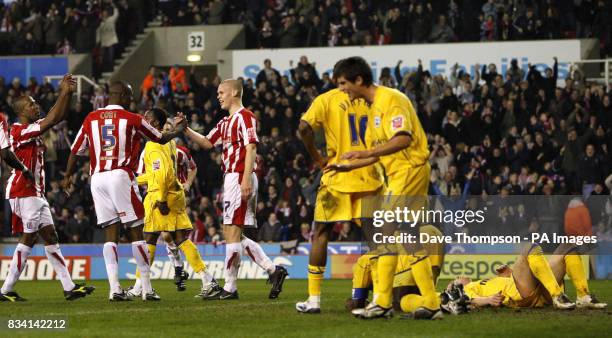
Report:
44,244,75,291
1,243,31,294
200,270,214,285
132,278,142,293
132,240,152,294
242,237,276,273
308,295,321,306
223,242,242,293
166,242,183,268
103,242,121,294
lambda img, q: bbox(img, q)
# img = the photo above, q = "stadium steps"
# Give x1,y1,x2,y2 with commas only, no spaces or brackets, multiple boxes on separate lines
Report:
97,15,162,86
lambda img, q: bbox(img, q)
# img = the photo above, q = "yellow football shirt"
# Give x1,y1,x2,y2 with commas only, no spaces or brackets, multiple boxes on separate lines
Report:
137,140,183,207
465,277,522,306
301,88,382,193
365,86,429,176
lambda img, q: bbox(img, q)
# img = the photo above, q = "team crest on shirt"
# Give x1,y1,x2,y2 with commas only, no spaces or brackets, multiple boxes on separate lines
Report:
374,116,381,127
152,159,161,170
391,116,404,131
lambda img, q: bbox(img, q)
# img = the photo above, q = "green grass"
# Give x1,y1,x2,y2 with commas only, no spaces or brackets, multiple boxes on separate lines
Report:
1,279,610,337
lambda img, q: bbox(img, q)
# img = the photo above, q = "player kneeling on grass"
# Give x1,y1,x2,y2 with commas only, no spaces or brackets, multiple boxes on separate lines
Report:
444,244,606,312
347,225,445,320
1,74,94,302
126,108,221,300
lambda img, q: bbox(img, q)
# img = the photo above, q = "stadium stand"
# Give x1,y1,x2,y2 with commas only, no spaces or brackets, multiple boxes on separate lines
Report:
0,0,611,245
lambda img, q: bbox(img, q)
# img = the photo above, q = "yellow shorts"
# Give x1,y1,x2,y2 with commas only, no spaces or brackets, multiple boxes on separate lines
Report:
384,163,430,212
314,184,377,224
507,280,553,308
143,191,192,233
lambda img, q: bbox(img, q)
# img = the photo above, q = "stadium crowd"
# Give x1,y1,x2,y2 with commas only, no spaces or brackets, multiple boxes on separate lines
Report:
1,53,612,244
1,0,612,245
156,0,611,56
0,0,155,74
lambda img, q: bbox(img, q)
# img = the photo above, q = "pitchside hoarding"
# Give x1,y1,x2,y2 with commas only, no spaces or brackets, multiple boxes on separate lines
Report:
232,40,581,85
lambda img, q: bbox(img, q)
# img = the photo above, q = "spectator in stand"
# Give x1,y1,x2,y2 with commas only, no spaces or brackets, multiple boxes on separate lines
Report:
96,3,119,72
65,206,91,243
564,197,593,236
256,59,281,87
259,213,282,243
169,65,188,92
429,14,456,43
141,66,156,101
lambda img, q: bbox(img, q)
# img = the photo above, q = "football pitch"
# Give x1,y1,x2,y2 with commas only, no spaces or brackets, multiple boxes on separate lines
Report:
2,279,610,337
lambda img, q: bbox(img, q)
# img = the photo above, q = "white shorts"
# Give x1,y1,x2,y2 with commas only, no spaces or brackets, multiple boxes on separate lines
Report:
91,169,144,228
9,197,54,234
223,172,258,227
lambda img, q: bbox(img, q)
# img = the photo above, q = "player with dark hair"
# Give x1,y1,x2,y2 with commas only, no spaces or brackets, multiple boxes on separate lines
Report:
63,81,186,301
329,56,439,319
1,74,95,302
295,86,383,314
446,244,603,311
126,107,220,299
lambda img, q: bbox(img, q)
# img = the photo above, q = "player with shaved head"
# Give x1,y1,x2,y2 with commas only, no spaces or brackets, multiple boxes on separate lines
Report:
63,81,187,301
182,79,288,300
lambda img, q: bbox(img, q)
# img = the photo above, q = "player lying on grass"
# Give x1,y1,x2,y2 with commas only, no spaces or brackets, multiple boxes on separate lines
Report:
445,244,606,312
346,225,445,316
126,108,221,300
1,74,95,302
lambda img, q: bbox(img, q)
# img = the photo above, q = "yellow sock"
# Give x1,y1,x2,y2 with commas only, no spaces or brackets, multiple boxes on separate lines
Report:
565,253,589,297
527,245,562,297
353,255,372,289
147,244,156,264
370,256,379,301
376,255,397,308
409,250,440,309
308,265,325,297
400,294,427,313
179,239,205,273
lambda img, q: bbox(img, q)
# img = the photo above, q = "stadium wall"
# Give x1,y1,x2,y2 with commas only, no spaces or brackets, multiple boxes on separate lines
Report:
0,243,601,281
228,39,597,85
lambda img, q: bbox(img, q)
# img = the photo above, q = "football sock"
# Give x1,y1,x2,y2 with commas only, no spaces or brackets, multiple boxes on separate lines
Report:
352,254,372,300
527,245,562,297
409,250,440,309
178,240,213,284
1,243,31,294
370,255,379,302
103,242,121,294
132,240,152,294
134,243,157,290
242,236,275,273
564,253,589,297
376,254,397,309
223,242,242,293
307,265,325,305
44,244,75,291
166,242,183,267
400,294,427,313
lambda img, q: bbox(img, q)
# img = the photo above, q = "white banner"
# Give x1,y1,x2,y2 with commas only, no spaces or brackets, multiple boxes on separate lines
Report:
232,40,582,84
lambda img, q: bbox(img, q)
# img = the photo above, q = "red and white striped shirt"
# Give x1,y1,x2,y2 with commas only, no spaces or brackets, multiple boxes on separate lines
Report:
71,105,163,175
6,120,46,198
206,108,259,173
176,145,196,184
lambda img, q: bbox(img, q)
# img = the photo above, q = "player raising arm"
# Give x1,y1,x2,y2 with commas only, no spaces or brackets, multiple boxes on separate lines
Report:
1,74,95,302
62,81,186,301
182,79,288,300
